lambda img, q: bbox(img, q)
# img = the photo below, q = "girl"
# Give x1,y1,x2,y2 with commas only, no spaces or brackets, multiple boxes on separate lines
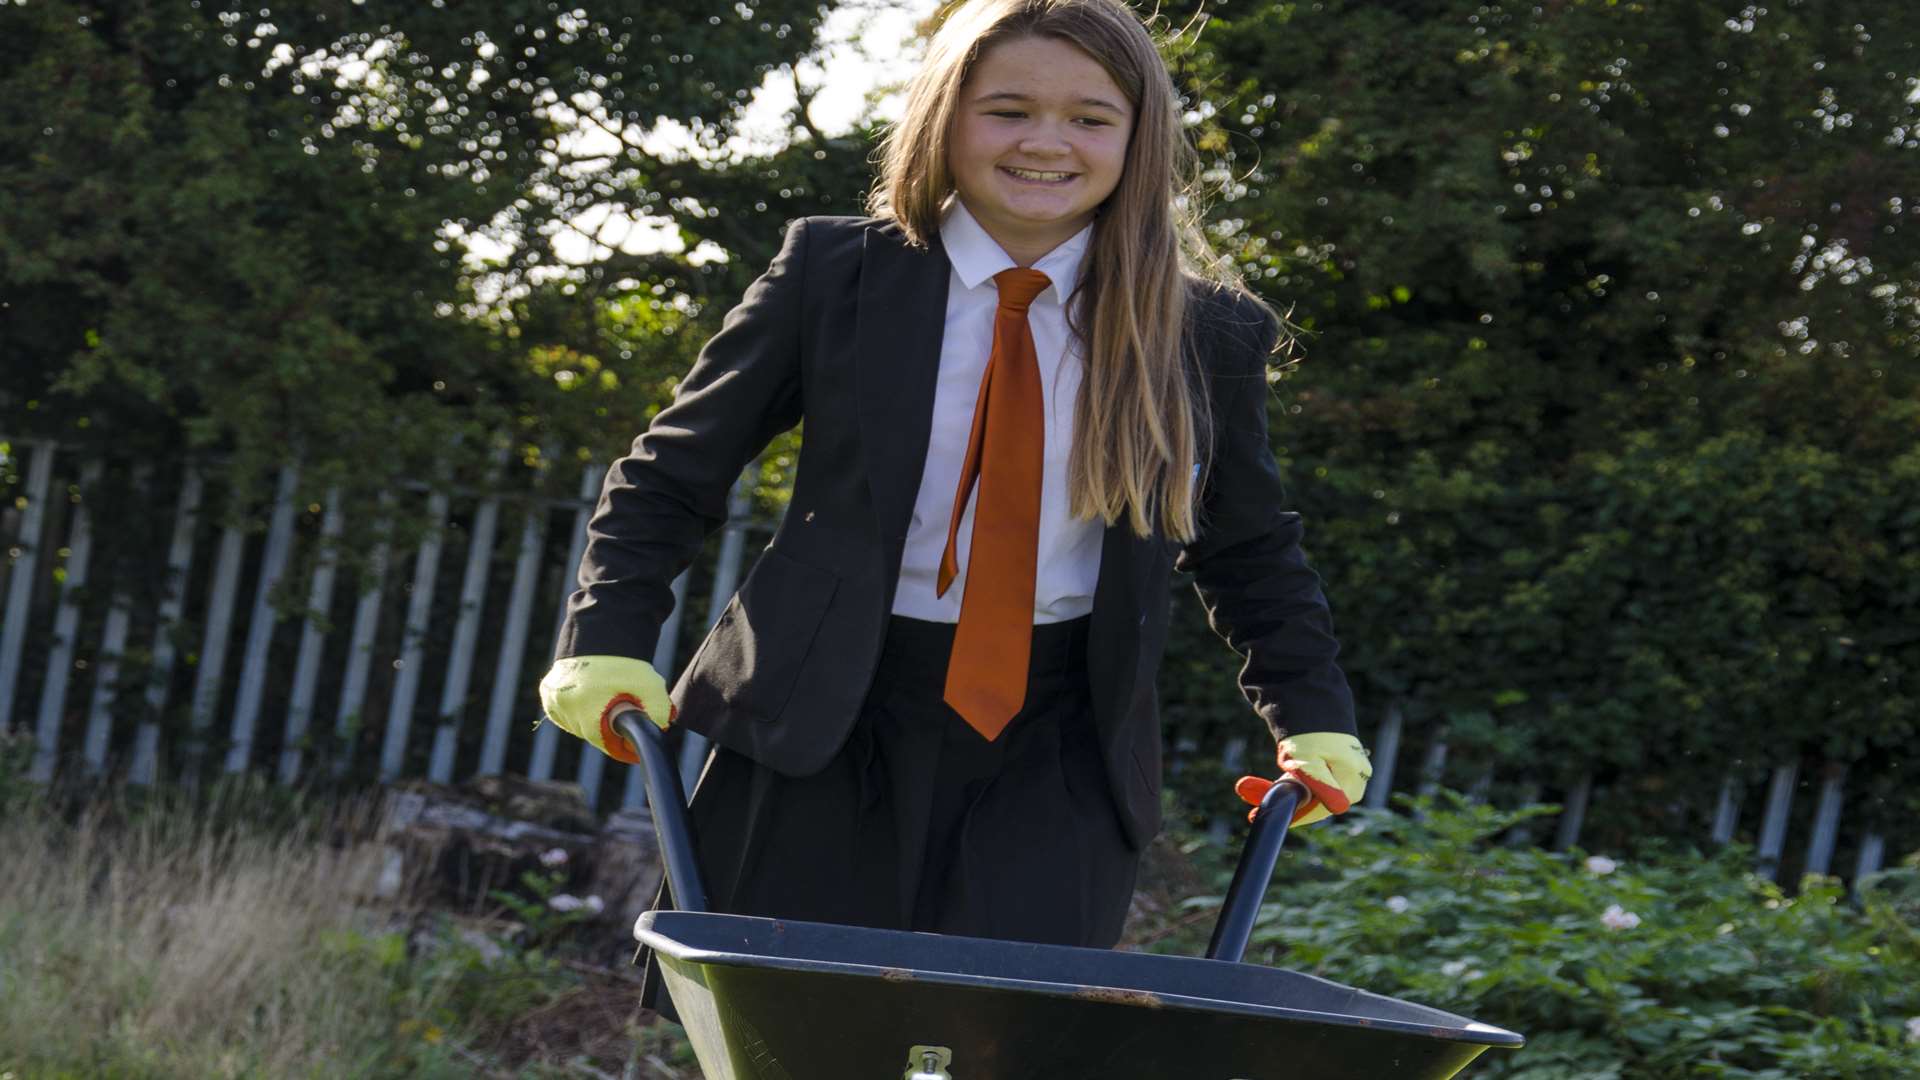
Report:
539,0,1371,1022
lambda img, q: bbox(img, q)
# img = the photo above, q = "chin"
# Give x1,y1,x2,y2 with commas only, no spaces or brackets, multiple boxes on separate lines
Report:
993,199,1095,227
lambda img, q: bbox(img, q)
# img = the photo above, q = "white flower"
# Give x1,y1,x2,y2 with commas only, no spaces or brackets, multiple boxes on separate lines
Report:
1584,855,1618,875
1905,1016,1920,1043
584,895,605,915
1440,959,1470,977
1385,895,1411,914
538,847,570,868
1600,904,1641,931
547,893,585,912
456,927,506,966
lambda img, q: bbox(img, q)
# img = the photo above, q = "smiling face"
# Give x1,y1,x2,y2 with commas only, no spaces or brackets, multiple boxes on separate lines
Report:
945,34,1134,265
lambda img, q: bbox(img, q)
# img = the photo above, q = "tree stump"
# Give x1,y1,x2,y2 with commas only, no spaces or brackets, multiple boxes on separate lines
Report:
371,774,661,949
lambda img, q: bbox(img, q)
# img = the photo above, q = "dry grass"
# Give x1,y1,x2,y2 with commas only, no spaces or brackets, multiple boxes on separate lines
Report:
0,763,1226,1077
0,784,415,1078
0,775,698,1079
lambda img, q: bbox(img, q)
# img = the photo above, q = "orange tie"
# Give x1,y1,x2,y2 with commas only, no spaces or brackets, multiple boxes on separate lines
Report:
937,267,1052,740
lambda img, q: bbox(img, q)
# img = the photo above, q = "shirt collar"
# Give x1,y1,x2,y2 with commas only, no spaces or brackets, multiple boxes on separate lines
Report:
939,197,1092,307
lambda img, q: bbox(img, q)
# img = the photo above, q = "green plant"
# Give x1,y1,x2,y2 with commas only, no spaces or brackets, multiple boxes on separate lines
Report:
0,729,31,816
487,848,604,951
1162,794,1920,1078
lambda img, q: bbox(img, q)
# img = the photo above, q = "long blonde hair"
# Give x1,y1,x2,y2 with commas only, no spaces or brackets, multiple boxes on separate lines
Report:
869,0,1281,541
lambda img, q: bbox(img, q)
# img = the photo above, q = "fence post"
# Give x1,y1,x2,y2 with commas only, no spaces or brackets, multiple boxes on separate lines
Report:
1170,734,1198,778
224,465,301,774
1416,731,1449,797
1363,700,1403,810
184,520,248,784
529,464,604,783
1465,767,1494,805
1853,832,1886,883
31,459,102,781
1552,774,1592,852
332,499,392,779
430,457,507,785
1709,771,1747,846
1801,762,1846,878
1754,761,1799,881
1508,781,1544,846
478,499,550,778
0,440,57,731
379,491,450,781
83,464,146,776
279,489,344,784
1207,735,1251,845
132,467,203,786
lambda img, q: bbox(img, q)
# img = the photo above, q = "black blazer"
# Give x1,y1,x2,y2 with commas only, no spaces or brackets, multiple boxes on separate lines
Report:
555,215,1356,850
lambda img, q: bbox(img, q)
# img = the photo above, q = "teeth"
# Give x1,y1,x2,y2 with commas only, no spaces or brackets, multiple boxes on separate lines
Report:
1004,167,1073,181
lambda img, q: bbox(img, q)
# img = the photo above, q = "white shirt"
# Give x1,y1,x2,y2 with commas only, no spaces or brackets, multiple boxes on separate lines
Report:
890,199,1104,624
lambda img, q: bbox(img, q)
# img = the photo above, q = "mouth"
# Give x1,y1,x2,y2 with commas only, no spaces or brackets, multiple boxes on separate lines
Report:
999,166,1078,186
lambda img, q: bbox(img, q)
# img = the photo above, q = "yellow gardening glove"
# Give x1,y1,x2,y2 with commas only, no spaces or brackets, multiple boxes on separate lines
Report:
1233,731,1372,827
537,655,674,765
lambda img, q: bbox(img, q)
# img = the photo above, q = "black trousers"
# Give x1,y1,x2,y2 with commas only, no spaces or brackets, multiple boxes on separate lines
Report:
637,614,1141,1022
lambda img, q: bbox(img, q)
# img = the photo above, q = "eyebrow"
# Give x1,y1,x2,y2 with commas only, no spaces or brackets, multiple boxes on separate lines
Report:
971,90,1129,115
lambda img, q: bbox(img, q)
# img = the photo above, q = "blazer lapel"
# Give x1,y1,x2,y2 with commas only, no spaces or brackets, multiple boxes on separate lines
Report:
855,224,952,550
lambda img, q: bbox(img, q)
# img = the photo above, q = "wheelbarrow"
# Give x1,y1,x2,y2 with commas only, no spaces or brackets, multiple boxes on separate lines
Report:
616,709,1524,1079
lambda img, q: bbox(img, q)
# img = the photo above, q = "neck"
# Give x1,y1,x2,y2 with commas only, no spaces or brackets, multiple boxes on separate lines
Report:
969,207,1093,268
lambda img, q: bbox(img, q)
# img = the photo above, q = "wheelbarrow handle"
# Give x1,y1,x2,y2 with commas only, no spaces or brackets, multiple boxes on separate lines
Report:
1205,776,1311,964
614,708,711,915
619,705,1308,965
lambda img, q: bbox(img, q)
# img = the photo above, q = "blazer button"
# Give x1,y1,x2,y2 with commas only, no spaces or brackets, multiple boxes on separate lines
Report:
1138,613,1148,627
804,511,815,522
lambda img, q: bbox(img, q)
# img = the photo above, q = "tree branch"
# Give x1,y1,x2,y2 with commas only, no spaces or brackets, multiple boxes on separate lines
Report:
789,66,826,144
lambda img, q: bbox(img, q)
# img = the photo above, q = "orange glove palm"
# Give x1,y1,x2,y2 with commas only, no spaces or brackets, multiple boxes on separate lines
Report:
1234,732,1372,826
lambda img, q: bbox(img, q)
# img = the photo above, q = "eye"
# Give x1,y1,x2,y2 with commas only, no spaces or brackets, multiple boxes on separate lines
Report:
1075,117,1111,127
988,110,1026,119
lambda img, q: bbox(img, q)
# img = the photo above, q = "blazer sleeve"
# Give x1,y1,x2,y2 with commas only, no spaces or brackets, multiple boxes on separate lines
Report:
1175,297,1358,744
553,217,811,663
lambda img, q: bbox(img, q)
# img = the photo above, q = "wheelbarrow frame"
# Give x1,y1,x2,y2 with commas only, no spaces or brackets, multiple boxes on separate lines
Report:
616,710,1524,1079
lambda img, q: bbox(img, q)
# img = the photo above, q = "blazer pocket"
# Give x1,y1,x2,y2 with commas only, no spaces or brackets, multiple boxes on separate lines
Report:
689,547,839,723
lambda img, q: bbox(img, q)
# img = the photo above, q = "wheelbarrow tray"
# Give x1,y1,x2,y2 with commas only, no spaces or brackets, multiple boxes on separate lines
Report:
638,909,1523,1080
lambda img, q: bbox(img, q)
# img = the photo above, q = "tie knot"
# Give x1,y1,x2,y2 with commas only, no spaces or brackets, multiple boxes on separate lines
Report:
993,267,1052,312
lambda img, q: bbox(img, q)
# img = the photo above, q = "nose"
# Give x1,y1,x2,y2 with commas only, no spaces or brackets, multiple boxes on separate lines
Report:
1013,130,1075,155
1017,121,1073,157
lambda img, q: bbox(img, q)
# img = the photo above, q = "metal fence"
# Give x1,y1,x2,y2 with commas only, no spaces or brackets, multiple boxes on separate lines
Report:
1353,704,1888,884
0,437,1892,884
0,437,747,810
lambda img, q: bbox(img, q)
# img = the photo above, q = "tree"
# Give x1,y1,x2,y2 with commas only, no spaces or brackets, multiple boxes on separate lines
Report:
0,0,870,525
1154,0,1920,844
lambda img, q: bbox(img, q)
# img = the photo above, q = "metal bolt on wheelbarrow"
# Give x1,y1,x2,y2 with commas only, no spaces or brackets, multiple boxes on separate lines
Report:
617,709,1525,1079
